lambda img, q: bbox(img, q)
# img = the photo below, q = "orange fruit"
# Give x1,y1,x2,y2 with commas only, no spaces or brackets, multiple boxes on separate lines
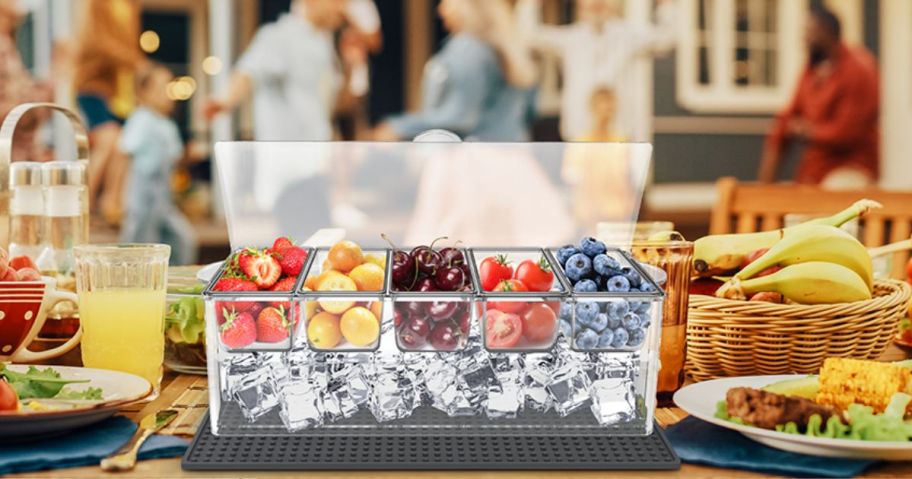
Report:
365,254,386,269
369,301,383,321
316,271,357,292
307,312,342,349
348,263,385,291
303,274,322,290
340,307,380,347
321,258,334,272
328,240,363,273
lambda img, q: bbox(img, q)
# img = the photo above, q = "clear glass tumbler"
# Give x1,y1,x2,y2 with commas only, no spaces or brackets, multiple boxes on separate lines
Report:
630,239,693,407
74,244,170,397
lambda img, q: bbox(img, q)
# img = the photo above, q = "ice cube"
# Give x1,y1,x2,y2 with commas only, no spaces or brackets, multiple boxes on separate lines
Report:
322,376,360,421
224,353,258,400
279,380,323,430
523,353,556,412
447,392,478,417
547,363,592,417
590,377,636,426
424,360,460,413
486,383,524,419
490,354,524,383
368,370,416,422
232,365,279,422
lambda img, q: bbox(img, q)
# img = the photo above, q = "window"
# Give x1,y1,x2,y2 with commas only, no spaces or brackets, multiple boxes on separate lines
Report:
678,0,862,113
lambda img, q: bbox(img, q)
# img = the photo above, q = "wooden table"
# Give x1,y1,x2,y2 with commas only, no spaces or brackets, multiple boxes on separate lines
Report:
14,346,912,478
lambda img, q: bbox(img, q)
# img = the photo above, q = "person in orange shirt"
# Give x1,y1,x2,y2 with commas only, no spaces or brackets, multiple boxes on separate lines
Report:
758,6,879,189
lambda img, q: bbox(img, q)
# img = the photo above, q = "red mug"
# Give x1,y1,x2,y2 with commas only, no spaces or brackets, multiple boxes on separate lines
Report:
0,276,82,363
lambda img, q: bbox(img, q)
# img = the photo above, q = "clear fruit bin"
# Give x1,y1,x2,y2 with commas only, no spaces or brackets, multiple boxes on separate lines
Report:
205,245,665,437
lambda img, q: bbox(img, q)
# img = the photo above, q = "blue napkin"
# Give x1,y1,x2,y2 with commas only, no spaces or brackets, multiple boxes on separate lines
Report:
665,416,877,478
0,416,188,475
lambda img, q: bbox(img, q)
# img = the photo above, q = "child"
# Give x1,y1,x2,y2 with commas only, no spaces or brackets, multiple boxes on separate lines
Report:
119,63,197,264
562,87,636,232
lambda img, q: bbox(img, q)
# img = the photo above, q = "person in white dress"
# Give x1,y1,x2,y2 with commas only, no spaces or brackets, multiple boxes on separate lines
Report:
516,0,678,141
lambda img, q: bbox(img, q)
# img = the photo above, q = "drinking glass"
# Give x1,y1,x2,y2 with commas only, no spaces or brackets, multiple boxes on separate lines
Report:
596,221,675,247
74,244,170,396
630,238,693,406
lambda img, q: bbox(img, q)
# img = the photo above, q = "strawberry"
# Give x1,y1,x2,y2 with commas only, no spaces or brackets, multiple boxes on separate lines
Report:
256,306,289,343
9,256,37,271
220,310,257,348
270,237,295,254
239,251,281,289
213,277,258,314
274,247,308,277
270,276,297,292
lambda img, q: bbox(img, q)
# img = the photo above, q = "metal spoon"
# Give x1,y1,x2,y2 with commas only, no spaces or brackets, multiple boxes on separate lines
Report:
101,409,178,472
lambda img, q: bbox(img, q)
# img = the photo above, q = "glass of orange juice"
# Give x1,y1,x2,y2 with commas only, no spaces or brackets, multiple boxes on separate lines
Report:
74,244,170,397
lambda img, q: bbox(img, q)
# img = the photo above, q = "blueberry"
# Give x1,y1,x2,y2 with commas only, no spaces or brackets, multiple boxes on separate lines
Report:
620,267,642,289
638,313,651,330
597,329,615,349
628,300,643,313
575,301,599,325
573,279,598,293
589,312,609,332
606,300,629,318
610,328,629,348
639,282,656,293
559,319,572,337
622,312,640,331
580,237,608,258
635,301,651,314
627,329,646,348
559,302,574,320
564,253,592,281
607,314,621,330
606,275,631,293
593,254,621,276
556,245,579,266
575,329,599,350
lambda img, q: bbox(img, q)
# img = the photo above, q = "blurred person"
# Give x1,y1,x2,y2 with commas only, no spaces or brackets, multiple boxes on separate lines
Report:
119,63,196,265
203,0,347,237
562,87,635,230
203,0,346,141
73,0,144,224
0,0,52,162
372,0,538,141
759,6,879,188
517,0,677,141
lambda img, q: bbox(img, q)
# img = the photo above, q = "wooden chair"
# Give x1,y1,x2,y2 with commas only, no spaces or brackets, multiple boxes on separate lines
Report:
709,177,912,278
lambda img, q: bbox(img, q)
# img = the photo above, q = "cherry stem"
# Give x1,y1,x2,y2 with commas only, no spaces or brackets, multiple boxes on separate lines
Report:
429,236,449,251
380,233,399,251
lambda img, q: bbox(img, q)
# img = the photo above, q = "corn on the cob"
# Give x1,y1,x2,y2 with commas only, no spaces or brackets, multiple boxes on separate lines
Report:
816,358,912,413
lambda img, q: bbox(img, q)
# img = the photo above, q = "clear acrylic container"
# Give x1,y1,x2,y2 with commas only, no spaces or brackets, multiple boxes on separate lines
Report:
204,141,664,437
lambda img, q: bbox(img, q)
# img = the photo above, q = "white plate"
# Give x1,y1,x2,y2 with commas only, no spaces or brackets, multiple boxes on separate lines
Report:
196,261,223,284
0,365,152,441
674,375,912,460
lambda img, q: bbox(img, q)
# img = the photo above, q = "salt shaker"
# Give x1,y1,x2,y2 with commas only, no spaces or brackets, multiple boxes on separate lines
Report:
36,161,88,284
8,162,45,260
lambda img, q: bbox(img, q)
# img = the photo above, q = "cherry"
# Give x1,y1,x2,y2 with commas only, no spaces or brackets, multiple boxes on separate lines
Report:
434,266,465,291
426,300,458,321
415,277,437,292
439,246,465,268
430,321,461,351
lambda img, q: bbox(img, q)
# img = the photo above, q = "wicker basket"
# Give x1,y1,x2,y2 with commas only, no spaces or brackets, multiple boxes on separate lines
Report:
686,279,912,381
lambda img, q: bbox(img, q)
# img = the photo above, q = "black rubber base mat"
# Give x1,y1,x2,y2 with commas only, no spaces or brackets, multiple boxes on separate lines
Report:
182,414,680,471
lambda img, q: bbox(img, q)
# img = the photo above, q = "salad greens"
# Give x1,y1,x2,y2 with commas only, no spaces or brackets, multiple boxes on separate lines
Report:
716,393,912,442
0,364,103,400
165,284,206,345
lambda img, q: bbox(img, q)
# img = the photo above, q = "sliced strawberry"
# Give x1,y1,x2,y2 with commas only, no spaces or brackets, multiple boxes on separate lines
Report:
220,310,257,348
256,306,289,343
213,277,258,292
239,252,281,289
270,237,295,254
274,247,308,277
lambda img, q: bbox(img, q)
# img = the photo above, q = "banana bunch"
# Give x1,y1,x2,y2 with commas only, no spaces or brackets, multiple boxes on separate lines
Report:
714,224,874,304
694,199,882,276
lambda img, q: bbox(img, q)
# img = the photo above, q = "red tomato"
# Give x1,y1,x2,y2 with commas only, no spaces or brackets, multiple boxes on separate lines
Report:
489,279,530,314
0,380,17,411
485,310,523,349
522,303,557,343
514,258,554,292
479,255,513,291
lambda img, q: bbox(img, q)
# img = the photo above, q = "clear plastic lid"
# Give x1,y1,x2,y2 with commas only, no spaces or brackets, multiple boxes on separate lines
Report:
213,141,653,249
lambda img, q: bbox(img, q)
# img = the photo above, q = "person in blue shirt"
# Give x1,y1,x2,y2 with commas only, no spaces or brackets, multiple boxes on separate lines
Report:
119,63,197,265
373,0,537,142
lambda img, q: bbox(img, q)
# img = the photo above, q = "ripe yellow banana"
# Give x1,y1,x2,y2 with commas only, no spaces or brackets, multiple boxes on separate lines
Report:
694,199,882,276
716,261,872,304
735,224,873,290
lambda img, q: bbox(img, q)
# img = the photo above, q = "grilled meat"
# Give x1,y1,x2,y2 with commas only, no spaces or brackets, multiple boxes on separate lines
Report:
726,387,842,430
